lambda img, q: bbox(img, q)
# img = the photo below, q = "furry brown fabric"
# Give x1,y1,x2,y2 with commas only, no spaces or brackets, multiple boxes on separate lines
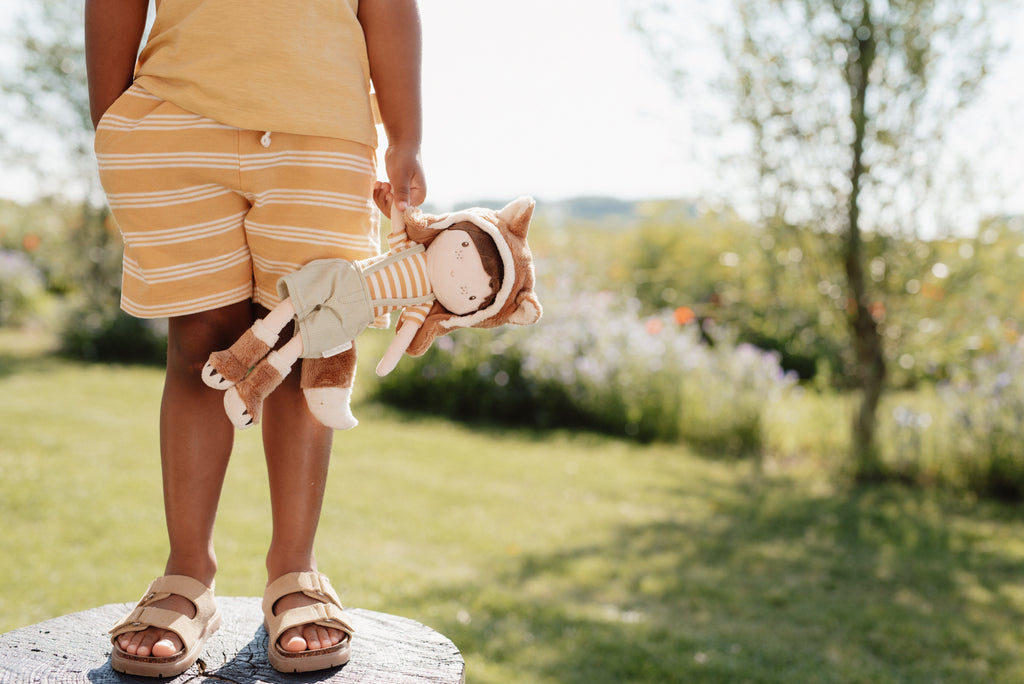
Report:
232,360,286,427
206,328,271,385
403,199,542,357
300,348,357,390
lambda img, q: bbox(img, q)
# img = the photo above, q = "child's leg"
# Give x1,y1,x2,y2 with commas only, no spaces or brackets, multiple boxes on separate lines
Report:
116,302,252,658
258,312,347,652
240,130,377,655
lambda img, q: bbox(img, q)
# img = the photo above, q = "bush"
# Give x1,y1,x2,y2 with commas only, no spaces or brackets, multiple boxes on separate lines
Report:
59,306,167,364
376,270,796,451
937,339,1024,500
0,249,46,326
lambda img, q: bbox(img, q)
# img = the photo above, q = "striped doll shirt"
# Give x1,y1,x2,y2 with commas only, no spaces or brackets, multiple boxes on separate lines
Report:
356,230,434,330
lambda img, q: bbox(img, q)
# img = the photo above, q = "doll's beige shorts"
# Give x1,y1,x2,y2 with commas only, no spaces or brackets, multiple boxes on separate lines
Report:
277,259,374,358
94,84,379,319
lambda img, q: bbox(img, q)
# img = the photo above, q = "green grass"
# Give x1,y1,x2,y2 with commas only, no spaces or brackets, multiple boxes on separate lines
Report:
2,329,1024,682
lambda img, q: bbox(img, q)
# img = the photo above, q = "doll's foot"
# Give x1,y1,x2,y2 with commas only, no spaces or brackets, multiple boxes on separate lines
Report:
202,323,277,389
223,353,289,429
303,387,358,430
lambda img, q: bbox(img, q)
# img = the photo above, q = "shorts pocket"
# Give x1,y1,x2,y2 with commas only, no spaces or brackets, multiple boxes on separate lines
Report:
94,83,162,154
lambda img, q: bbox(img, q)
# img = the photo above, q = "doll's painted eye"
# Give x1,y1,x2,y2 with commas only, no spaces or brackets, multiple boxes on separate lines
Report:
461,241,470,248
469,295,477,301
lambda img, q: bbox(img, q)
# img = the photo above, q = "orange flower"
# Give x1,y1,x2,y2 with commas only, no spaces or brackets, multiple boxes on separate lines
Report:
920,283,944,301
674,306,696,325
22,233,41,252
645,318,663,335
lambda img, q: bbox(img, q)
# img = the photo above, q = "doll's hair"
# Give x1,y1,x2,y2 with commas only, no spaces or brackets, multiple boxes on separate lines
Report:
459,222,503,311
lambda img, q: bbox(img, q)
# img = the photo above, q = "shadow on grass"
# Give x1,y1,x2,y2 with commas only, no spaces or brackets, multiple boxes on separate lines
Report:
405,481,1024,684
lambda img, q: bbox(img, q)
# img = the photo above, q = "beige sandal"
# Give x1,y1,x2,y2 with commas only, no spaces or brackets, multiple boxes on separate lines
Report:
109,575,222,677
263,571,354,673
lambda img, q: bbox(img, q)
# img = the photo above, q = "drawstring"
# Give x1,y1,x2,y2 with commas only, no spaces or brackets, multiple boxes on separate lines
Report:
260,131,272,148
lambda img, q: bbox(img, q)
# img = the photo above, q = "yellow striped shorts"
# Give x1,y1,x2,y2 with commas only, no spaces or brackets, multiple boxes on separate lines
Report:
94,84,380,319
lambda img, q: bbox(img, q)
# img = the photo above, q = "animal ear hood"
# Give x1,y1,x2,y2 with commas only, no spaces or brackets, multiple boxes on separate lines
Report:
403,197,542,357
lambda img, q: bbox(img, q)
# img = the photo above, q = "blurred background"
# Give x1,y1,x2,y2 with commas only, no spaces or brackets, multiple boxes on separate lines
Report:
3,1,1024,682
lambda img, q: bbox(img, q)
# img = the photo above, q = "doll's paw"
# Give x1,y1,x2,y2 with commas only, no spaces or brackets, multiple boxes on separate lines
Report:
224,387,258,429
303,387,358,430
202,360,236,389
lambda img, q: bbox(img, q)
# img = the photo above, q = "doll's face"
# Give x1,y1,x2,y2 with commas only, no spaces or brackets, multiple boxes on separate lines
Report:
426,229,495,315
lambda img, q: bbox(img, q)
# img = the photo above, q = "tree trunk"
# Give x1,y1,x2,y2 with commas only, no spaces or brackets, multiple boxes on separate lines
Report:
845,3,887,479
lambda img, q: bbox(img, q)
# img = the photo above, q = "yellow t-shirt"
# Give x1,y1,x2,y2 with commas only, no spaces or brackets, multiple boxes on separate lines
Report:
134,0,377,147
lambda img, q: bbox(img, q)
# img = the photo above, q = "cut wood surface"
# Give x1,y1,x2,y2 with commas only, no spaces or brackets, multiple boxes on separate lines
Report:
0,597,465,683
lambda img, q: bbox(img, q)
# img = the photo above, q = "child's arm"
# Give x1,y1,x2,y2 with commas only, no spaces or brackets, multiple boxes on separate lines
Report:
359,0,427,211
84,0,149,129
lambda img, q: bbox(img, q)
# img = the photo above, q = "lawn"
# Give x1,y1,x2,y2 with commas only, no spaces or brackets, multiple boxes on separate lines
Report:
2,329,1024,683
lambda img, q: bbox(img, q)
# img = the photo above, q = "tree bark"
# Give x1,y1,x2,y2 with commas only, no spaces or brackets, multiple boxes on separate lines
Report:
845,2,887,479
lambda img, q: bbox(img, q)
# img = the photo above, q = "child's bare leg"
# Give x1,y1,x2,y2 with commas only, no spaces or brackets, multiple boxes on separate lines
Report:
117,302,251,658
260,311,345,652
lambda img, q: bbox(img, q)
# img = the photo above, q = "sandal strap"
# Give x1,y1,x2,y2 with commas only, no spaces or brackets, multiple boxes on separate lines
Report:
109,575,217,646
263,571,354,642
265,602,354,643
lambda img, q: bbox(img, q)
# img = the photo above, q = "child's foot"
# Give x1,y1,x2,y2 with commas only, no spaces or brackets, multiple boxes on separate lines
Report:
272,591,347,652
109,575,221,677
262,571,353,672
115,593,193,657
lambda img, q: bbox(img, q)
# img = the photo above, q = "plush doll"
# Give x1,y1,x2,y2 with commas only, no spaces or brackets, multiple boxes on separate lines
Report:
201,183,542,430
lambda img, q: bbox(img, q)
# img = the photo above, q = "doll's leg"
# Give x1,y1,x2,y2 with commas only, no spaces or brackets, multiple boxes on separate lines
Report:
300,347,359,430
222,335,302,429
202,299,297,389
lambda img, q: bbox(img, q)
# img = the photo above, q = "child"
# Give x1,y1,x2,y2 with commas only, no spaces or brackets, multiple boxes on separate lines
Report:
85,0,425,675
202,184,540,432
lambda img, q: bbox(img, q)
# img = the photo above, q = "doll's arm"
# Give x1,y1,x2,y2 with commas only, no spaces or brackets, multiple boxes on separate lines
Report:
375,301,432,376
375,320,419,376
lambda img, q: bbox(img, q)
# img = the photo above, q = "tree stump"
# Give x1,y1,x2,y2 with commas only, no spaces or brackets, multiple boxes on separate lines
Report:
0,597,465,683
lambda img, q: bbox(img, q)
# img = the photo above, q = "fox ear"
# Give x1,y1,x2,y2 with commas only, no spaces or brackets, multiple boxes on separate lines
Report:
497,196,535,235
507,293,542,325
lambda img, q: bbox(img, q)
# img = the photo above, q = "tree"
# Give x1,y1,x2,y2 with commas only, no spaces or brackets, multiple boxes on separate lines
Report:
2,1,99,202
634,0,1011,478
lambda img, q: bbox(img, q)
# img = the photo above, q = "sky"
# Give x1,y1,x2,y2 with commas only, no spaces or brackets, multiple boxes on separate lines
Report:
414,0,695,207
1,0,1022,222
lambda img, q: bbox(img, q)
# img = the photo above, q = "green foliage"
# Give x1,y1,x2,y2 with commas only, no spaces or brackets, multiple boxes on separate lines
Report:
0,250,46,326
377,267,795,450
3,342,1024,682
52,206,167,364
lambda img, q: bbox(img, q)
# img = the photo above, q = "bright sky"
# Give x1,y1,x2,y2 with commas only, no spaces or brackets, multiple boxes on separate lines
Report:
1,0,1022,220
415,0,695,207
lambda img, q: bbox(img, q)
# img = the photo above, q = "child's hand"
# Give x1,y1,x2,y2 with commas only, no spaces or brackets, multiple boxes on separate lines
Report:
384,142,426,212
